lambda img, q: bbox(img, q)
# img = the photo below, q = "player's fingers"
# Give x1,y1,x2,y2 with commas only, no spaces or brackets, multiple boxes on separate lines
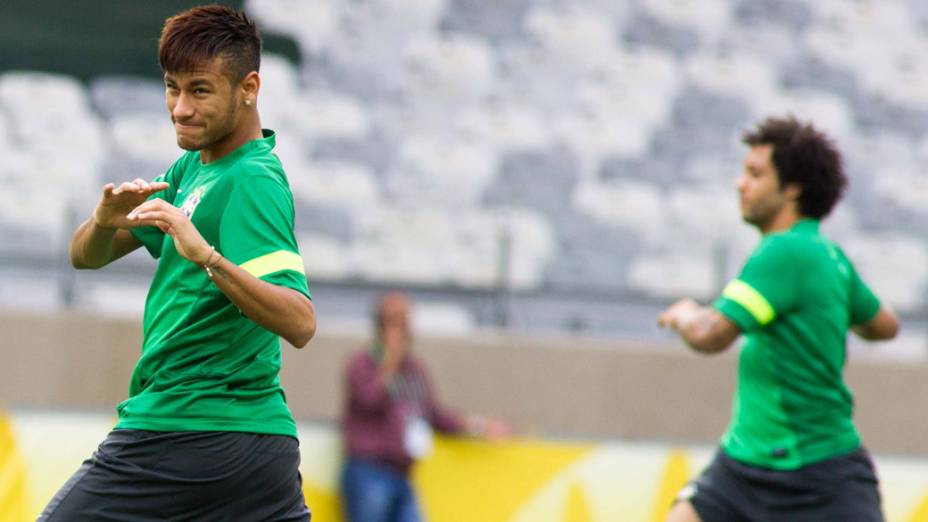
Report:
140,182,170,197
101,183,115,197
138,196,169,209
112,181,140,195
657,312,670,327
127,200,158,219
129,210,163,224
128,200,173,221
132,178,150,190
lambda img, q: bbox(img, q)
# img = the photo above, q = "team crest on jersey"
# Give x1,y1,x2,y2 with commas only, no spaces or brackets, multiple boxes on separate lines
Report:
181,186,207,219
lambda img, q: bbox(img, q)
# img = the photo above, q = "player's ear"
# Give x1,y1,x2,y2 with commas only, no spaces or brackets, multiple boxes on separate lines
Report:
240,71,260,106
783,182,801,202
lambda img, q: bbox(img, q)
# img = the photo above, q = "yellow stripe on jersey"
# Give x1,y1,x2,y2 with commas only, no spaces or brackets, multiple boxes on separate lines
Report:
722,279,776,325
240,250,305,278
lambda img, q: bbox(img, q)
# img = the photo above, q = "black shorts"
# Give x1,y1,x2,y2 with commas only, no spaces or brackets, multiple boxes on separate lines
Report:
680,447,883,522
38,429,311,522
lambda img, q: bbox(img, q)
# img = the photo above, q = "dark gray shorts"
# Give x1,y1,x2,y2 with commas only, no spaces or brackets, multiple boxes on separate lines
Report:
38,429,311,522
680,447,882,522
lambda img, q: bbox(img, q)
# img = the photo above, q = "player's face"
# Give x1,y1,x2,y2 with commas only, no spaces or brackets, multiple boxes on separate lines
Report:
737,145,790,229
379,295,413,354
164,59,242,153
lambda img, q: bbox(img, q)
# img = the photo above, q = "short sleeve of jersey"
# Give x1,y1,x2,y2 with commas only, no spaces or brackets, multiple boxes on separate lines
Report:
220,172,311,300
846,257,881,325
714,237,799,333
130,157,186,259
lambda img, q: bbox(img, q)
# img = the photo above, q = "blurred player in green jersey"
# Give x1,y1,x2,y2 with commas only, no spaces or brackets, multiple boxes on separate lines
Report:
659,116,899,522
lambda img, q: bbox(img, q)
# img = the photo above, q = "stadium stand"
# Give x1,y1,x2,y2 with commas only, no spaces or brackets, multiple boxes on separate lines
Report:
0,0,926,356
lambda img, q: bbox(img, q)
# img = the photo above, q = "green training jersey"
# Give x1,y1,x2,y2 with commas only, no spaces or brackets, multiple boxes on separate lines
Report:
713,219,880,470
119,129,310,437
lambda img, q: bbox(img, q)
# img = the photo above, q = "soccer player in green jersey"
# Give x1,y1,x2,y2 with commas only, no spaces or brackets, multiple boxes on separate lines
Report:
659,116,900,522
39,5,316,521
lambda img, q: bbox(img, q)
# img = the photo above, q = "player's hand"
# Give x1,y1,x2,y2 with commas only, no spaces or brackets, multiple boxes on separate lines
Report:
658,298,701,331
127,199,213,265
93,179,170,230
467,415,512,441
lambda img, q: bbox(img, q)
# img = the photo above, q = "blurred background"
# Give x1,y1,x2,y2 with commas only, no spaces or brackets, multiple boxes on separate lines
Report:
2,0,928,521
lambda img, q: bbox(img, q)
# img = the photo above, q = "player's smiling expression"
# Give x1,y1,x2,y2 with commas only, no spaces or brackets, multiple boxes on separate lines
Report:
164,58,241,155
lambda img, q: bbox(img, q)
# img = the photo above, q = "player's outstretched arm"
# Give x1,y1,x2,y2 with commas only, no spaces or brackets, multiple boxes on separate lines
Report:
127,198,316,348
70,179,169,269
658,298,741,354
852,305,900,341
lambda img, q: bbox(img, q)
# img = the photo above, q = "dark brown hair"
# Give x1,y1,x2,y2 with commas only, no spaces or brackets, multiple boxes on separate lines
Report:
158,4,261,84
742,116,847,219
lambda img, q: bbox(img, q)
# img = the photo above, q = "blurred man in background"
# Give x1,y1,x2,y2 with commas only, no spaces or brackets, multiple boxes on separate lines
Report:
659,116,899,522
341,291,509,522
40,5,315,521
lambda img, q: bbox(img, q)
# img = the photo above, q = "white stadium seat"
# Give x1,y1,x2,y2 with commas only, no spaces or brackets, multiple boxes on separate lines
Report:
639,0,732,46
246,0,337,53
402,34,496,106
387,133,498,208
297,232,354,281
455,100,552,152
627,250,717,300
572,179,664,237
842,232,928,311
291,90,370,141
685,51,777,101
108,114,179,166
291,160,380,209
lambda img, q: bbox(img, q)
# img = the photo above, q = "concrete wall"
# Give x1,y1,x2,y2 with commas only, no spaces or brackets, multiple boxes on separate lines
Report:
2,309,926,455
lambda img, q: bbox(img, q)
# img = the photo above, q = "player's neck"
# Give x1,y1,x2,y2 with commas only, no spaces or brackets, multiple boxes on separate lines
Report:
199,114,263,164
759,206,802,235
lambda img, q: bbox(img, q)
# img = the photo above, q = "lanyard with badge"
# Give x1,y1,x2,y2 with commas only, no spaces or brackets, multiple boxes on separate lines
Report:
372,344,434,459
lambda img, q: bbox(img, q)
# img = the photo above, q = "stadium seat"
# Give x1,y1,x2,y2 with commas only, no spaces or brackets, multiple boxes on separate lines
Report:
572,179,664,237
245,0,336,54
438,0,536,44
455,99,552,152
258,54,304,131
754,89,854,139
292,159,380,209
523,4,617,68
296,232,354,281
108,114,179,166
627,250,717,299
350,206,452,285
730,0,813,32
290,90,370,140
483,148,578,215
386,133,498,208
841,232,928,311
401,34,496,107
572,47,680,131
88,76,166,120
292,202,356,243
553,110,650,166
638,0,732,46
0,71,90,122
684,50,777,101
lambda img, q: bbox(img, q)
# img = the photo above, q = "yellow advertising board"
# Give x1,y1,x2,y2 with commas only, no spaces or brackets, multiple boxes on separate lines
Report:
3,411,927,522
